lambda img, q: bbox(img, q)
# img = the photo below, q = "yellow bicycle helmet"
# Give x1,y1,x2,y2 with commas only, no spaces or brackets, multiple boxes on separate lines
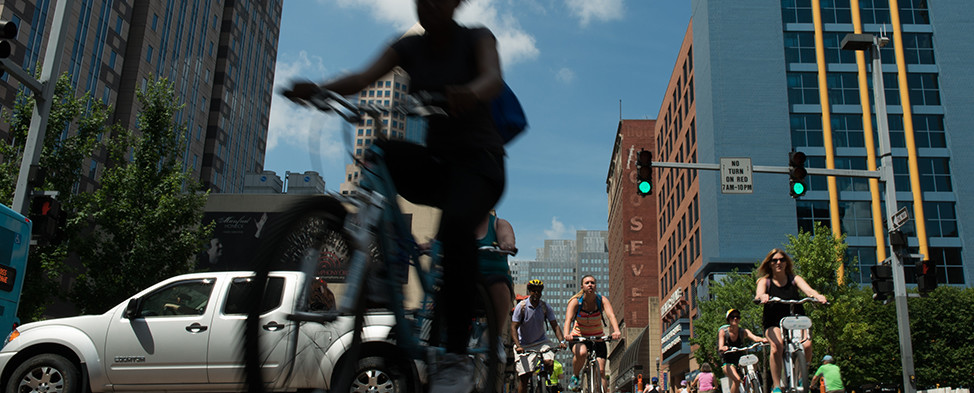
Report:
527,279,544,291
725,308,741,321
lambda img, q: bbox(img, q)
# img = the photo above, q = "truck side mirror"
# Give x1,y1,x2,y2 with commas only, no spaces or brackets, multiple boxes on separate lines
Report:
124,298,141,319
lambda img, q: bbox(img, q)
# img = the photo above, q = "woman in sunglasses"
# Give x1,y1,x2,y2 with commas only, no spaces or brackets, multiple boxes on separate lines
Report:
718,309,768,393
754,248,827,393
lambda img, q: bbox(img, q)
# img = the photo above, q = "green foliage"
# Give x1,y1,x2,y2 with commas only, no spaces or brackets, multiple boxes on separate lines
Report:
68,78,212,314
689,268,762,378
1,74,114,319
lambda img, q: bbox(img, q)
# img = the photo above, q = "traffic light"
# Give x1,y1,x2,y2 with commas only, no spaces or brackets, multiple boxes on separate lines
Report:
29,194,63,246
788,151,808,198
870,263,893,302
915,259,938,293
0,19,16,59
636,149,652,196
0,19,17,79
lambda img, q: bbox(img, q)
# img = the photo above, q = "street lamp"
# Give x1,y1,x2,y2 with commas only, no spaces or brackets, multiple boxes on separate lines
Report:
841,32,916,393
655,357,660,385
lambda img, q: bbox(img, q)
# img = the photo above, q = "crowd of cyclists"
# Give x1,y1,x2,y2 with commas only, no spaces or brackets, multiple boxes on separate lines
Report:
504,248,845,393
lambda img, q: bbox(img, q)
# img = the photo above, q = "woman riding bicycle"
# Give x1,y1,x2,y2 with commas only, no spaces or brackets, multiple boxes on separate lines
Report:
283,1,505,392
563,275,621,391
754,249,827,393
718,309,768,393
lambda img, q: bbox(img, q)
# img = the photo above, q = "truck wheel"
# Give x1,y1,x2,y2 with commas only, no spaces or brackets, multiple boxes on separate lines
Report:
348,356,410,393
6,353,81,393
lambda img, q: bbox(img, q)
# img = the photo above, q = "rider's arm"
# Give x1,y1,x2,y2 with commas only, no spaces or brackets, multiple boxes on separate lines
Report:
511,303,523,351
745,328,768,343
563,297,578,340
794,275,827,303
495,217,516,251
717,327,727,352
601,296,622,339
754,277,769,303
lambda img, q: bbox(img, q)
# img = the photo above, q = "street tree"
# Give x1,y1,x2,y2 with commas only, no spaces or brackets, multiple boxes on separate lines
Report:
68,78,212,314
1,73,114,320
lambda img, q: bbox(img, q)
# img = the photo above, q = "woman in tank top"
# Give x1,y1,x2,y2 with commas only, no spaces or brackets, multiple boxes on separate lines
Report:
563,275,621,392
719,309,768,393
754,249,827,393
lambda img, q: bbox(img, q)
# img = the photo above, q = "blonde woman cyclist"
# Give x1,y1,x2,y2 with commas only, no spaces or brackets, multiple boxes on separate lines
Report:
562,275,621,391
754,249,827,393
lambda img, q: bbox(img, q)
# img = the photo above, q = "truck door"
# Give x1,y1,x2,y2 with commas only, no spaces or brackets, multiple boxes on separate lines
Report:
105,278,217,385
206,275,293,384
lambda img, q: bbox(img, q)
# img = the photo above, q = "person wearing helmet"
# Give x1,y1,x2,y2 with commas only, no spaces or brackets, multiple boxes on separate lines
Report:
512,279,566,393
642,376,660,393
718,309,768,393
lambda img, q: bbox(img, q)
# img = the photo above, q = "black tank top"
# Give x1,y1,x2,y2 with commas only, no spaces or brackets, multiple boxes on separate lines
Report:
721,327,746,365
762,275,805,330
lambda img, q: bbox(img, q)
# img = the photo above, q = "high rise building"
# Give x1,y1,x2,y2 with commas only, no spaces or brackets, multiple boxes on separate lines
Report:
654,0,972,384
605,119,660,391
0,0,281,193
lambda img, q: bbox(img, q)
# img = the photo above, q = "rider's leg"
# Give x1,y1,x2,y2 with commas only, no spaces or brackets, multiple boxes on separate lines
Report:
802,330,813,366
572,343,589,378
518,373,530,393
766,326,784,391
723,363,742,393
596,357,608,390
490,280,513,354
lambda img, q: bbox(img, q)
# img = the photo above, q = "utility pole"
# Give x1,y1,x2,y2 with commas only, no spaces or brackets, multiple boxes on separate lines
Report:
2,0,72,216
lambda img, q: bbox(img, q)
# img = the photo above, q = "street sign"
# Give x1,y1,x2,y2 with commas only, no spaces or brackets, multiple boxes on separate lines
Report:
720,157,753,194
892,206,910,230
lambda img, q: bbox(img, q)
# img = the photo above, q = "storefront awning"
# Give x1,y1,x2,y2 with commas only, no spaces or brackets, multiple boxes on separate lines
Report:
613,326,650,389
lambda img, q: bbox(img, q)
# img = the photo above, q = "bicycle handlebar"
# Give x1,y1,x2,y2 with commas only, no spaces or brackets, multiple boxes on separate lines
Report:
514,347,560,358
569,335,613,343
298,87,448,123
723,342,767,354
754,296,827,305
478,245,517,256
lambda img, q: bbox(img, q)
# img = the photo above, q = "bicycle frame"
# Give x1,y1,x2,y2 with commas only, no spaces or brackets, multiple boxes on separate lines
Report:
571,336,611,393
725,343,767,393
766,297,821,393
516,347,557,393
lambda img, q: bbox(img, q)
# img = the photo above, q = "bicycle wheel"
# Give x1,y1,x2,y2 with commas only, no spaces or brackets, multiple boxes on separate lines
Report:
793,351,808,393
746,370,763,393
469,282,500,393
244,196,351,392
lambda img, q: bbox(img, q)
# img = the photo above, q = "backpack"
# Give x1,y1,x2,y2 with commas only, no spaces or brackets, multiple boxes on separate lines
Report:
573,293,608,327
491,82,527,144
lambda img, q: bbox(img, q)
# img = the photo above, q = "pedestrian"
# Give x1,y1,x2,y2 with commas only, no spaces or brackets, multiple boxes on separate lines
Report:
811,355,845,393
692,364,716,393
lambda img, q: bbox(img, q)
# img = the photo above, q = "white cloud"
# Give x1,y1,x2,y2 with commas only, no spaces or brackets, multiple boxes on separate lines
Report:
266,51,345,160
555,67,575,84
326,0,539,67
544,216,568,239
565,0,624,27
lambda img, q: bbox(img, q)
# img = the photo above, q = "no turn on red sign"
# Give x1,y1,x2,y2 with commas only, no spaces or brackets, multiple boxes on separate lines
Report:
720,157,753,194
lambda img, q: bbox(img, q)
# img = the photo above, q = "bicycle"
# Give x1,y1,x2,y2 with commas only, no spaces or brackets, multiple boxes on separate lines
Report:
515,347,560,393
243,88,506,393
724,342,769,393
569,335,613,393
760,297,825,393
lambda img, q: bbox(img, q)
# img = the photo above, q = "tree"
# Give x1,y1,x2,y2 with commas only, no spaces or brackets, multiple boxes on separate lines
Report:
68,78,212,314
1,73,114,320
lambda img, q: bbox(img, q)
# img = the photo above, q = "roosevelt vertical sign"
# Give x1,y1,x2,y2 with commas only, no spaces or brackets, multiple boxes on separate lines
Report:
720,157,753,194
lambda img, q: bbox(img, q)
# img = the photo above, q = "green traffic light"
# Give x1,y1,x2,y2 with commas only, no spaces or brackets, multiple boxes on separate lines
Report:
791,181,806,196
638,181,652,194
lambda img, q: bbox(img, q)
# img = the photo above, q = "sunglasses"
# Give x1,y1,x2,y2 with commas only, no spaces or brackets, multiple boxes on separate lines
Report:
728,315,740,320
771,257,787,263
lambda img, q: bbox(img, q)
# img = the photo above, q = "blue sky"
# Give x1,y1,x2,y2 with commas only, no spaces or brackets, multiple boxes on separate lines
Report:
264,0,691,259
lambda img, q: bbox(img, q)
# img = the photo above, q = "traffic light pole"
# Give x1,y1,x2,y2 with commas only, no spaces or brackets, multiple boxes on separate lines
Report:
3,0,71,216
650,161,879,179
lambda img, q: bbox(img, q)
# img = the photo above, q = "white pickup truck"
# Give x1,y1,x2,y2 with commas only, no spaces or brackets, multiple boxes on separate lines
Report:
0,271,420,392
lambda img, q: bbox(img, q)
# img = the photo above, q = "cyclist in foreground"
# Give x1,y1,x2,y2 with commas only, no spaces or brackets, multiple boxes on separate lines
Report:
754,249,827,393
718,308,768,393
563,275,622,391
512,279,566,393
283,0,505,391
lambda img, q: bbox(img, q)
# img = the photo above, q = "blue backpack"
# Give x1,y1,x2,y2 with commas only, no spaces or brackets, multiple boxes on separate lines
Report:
491,82,527,144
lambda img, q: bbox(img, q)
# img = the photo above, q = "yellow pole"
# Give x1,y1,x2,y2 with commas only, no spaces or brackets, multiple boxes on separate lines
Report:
811,0,844,280
849,0,887,263
888,0,930,261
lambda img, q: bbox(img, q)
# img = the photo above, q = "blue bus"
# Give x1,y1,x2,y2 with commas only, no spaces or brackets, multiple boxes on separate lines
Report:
0,204,30,339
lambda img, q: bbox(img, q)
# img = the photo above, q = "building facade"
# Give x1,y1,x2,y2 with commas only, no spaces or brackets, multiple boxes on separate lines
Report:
605,119,661,392
655,0,972,383
0,0,281,193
